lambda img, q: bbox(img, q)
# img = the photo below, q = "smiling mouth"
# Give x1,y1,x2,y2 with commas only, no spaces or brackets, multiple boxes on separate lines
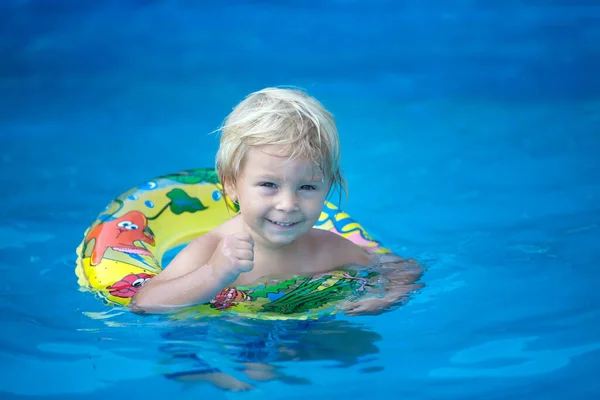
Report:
267,219,299,228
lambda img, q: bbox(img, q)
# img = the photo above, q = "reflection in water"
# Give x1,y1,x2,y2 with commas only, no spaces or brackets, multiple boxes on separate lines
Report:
157,317,382,391
80,259,423,391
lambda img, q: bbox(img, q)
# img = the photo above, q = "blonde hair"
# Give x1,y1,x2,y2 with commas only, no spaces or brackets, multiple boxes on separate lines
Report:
216,87,346,199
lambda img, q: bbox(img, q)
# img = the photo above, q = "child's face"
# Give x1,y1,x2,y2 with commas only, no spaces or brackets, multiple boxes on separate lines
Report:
228,145,329,249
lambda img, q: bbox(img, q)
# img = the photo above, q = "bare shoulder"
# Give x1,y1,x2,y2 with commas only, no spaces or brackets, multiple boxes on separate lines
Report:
309,228,372,269
181,214,242,257
215,213,244,236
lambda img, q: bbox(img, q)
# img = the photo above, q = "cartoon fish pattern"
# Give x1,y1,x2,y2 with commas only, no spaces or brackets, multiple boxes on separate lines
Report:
85,211,155,266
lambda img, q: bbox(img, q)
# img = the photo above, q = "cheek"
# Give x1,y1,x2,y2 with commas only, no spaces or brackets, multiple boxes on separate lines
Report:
304,196,327,215
240,197,268,214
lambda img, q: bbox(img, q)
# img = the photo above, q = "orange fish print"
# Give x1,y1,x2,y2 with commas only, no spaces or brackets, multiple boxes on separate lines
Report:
210,287,250,310
85,211,155,266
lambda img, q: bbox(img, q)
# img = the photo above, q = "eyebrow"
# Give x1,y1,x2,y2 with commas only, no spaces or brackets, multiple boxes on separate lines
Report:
255,174,281,182
256,174,325,183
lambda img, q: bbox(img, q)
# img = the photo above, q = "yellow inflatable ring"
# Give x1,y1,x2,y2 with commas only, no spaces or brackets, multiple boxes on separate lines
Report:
75,168,391,320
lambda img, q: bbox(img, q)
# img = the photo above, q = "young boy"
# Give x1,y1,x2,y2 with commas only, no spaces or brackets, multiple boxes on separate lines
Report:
132,87,421,316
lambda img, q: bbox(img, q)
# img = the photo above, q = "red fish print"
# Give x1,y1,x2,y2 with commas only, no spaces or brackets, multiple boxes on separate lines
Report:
107,273,154,298
85,211,155,266
210,287,250,310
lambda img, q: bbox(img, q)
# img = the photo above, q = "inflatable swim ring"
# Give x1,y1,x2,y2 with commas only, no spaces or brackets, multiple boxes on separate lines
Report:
75,168,391,320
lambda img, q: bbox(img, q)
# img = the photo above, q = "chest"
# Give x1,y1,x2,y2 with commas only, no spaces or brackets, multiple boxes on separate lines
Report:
233,248,330,287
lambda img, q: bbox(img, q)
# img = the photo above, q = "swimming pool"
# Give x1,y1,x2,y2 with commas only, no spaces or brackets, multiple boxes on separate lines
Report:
1,0,599,398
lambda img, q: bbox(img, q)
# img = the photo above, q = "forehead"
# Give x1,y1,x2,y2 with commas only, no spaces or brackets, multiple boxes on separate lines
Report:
243,145,324,178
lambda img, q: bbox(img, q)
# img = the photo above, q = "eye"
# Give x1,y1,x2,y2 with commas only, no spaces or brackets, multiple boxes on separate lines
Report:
131,278,149,288
117,221,139,230
259,182,277,188
300,185,317,191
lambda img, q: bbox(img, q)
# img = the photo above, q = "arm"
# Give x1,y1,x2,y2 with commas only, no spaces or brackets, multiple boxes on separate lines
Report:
318,233,424,316
370,253,424,285
344,253,425,316
131,232,254,314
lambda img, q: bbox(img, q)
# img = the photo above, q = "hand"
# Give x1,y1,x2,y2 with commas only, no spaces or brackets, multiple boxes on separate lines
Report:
208,232,254,284
342,283,422,316
374,255,424,285
342,295,403,316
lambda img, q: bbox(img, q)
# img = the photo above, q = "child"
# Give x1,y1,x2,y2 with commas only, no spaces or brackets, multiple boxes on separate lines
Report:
131,87,422,316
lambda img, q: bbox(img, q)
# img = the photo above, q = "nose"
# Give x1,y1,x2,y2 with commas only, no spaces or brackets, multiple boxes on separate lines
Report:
275,190,299,212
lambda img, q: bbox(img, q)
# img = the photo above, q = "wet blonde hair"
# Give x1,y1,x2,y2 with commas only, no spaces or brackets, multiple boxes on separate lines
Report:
216,87,346,199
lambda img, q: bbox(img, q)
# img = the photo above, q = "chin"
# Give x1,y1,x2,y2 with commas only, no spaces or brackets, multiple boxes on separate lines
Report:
266,235,298,246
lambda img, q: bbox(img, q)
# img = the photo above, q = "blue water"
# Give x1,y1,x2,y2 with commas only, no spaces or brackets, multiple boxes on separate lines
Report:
1,0,599,398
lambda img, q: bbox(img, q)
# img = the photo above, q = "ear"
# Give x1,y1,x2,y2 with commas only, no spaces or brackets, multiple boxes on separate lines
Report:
224,180,238,203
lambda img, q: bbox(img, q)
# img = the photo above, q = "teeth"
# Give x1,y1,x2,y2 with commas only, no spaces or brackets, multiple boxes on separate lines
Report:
270,220,295,227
